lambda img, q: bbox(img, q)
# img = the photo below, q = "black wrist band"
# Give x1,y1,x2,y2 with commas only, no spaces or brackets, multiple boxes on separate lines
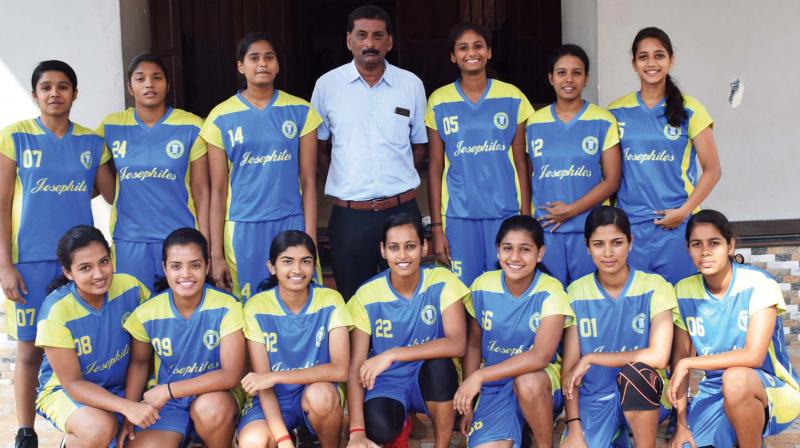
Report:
430,222,442,227
167,383,175,399
565,417,581,424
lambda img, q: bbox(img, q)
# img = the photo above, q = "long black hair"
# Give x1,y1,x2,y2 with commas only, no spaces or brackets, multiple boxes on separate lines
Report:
258,230,318,292
46,225,110,294
631,27,686,127
584,206,632,243
494,215,551,276
153,228,214,293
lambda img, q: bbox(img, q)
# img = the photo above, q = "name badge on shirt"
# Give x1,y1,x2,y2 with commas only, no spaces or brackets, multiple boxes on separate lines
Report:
395,107,410,117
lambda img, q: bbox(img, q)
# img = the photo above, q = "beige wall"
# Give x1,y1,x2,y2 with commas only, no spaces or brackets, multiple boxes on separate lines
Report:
563,0,800,221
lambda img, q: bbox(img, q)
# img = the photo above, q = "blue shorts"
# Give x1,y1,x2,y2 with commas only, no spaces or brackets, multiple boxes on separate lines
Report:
687,371,800,447
4,261,62,341
113,240,163,292
365,361,429,416
238,387,314,433
563,389,670,447
542,232,593,286
445,217,506,286
629,221,695,285
468,365,563,448
139,396,197,436
224,215,305,300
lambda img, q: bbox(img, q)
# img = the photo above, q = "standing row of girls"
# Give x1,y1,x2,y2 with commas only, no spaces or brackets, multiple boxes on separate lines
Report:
30,207,800,448
428,24,721,289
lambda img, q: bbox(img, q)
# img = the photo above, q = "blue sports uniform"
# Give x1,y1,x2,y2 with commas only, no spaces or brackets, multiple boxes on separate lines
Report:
35,274,149,433
123,284,244,436
425,80,534,285
347,266,468,414
675,264,800,446
566,269,677,446
608,93,713,284
97,108,207,290
465,270,573,447
1,118,110,341
238,284,352,432
526,102,619,285
200,91,322,300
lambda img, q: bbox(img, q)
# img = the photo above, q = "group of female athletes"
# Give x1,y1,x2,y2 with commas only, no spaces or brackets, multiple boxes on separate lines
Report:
1,17,798,448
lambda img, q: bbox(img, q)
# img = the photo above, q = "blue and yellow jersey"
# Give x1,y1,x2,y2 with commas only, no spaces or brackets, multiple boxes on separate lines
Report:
97,107,207,242
567,269,677,396
347,266,469,383
466,270,573,391
425,80,534,219
675,264,800,388
0,118,110,263
199,91,322,222
608,92,713,224
244,284,351,399
35,274,149,397
123,284,243,385
526,102,619,233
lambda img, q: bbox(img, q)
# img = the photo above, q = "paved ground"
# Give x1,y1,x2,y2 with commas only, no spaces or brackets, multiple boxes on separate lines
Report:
3,350,800,447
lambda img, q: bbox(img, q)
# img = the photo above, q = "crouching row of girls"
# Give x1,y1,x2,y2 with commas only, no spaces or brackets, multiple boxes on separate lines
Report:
34,206,800,448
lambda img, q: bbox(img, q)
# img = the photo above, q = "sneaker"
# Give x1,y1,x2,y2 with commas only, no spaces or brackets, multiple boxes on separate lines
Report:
15,428,38,448
384,417,411,448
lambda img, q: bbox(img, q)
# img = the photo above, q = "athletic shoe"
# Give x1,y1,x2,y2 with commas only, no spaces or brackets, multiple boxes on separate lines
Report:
15,428,38,448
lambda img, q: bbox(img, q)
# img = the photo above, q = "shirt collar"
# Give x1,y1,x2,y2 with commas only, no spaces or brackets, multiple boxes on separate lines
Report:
346,59,394,86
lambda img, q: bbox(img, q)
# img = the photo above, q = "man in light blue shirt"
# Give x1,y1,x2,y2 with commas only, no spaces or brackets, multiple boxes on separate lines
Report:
312,4,427,301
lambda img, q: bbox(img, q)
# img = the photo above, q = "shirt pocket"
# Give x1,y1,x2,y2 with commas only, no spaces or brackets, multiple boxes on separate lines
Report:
378,108,412,147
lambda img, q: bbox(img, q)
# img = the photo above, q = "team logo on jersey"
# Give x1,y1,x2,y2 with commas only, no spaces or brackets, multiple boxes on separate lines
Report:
80,151,92,169
737,310,749,332
281,120,298,139
529,312,541,332
420,305,437,325
315,326,325,347
165,140,185,159
663,124,682,141
121,311,132,327
203,330,221,350
493,112,509,130
631,313,646,334
581,136,599,155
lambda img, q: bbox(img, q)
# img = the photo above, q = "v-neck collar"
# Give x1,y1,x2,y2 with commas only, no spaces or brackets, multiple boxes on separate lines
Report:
594,267,635,302
237,90,279,112
703,263,737,302
501,269,542,300
70,282,106,316
636,91,665,113
36,117,73,142
550,100,589,129
168,285,207,322
133,107,173,131
455,78,492,108
275,285,314,316
387,269,424,303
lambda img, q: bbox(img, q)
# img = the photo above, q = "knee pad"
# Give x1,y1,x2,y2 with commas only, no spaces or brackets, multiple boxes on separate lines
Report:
419,358,458,402
616,362,663,411
364,397,405,444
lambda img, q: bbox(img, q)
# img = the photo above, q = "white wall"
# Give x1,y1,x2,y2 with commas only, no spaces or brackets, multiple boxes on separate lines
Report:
561,0,599,103
564,0,800,221
0,0,126,237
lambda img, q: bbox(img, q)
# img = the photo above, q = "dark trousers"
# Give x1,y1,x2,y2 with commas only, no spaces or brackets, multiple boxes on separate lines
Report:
328,199,421,301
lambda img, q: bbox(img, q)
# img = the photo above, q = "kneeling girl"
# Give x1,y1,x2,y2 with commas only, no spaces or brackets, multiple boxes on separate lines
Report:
237,230,351,448
347,213,469,448
122,228,245,448
669,210,800,448
35,225,155,447
454,215,573,447
561,206,677,447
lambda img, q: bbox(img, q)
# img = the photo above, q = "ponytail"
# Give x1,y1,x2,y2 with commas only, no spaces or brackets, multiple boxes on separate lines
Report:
632,27,686,127
664,74,687,128
46,275,71,295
